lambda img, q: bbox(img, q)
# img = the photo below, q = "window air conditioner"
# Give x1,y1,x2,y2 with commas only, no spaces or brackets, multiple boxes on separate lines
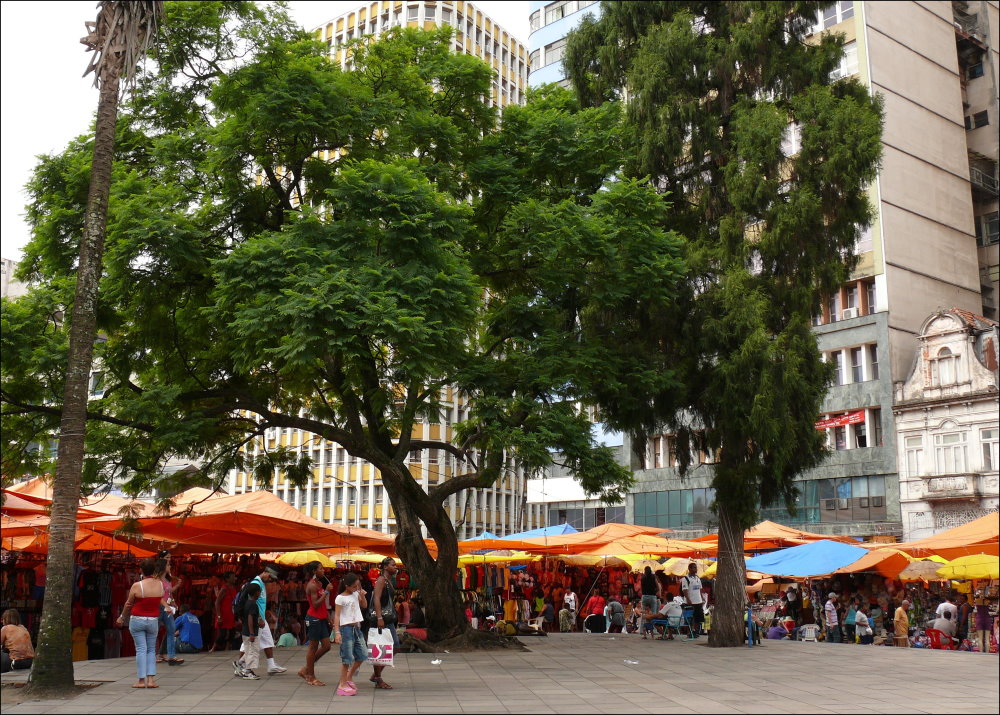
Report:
842,307,858,319
859,497,869,508
837,498,849,510
823,499,837,510
871,496,883,507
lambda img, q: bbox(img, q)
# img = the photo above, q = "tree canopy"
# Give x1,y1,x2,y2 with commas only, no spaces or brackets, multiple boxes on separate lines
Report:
565,0,883,646
2,2,685,639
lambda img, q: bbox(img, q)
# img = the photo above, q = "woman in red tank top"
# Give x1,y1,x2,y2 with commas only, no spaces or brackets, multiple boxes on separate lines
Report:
116,559,164,689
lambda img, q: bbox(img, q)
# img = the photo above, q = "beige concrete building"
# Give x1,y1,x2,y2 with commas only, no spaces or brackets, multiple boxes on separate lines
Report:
229,2,538,540
628,1,999,539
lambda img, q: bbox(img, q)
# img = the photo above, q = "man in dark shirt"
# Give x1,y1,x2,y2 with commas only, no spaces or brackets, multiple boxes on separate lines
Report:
241,584,262,680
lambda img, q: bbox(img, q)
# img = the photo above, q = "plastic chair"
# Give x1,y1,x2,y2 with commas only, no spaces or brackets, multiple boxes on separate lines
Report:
526,616,545,633
925,628,957,650
797,624,821,642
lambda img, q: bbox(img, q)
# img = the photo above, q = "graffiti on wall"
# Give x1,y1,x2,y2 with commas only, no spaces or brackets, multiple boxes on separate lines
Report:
933,506,998,530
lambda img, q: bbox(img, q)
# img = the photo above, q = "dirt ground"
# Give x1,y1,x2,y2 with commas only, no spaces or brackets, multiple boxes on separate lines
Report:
1,681,101,707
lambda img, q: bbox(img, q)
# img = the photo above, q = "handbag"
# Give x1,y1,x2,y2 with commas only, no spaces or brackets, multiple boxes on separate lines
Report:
369,602,397,625
367,627,394,667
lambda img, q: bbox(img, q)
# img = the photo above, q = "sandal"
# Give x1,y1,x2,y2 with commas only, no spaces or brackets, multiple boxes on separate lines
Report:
132,683,146,689
146,683,159,689
307,678,326,687
167,658,184,665
374,679,393,689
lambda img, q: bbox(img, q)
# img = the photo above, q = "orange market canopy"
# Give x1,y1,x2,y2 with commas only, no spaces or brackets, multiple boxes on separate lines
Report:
574,535,715,558
884,512,999,560
72,490,397,555
691,520,858,551
3,486,396,556
832,548,915,578
461,522,669,554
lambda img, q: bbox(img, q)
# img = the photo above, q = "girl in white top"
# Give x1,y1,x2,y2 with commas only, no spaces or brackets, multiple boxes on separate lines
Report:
333,573,368,696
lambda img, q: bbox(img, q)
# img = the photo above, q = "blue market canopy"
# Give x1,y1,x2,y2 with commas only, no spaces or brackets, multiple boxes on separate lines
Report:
744,539,869,577
501,523,578,540
466,531,499,541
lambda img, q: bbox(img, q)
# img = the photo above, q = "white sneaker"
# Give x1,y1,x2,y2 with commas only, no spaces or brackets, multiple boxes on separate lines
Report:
242,669,261,680
267,665,287,674
233,660,245,677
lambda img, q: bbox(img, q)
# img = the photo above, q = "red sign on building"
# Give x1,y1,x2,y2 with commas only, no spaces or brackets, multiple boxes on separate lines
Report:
814,410,866,430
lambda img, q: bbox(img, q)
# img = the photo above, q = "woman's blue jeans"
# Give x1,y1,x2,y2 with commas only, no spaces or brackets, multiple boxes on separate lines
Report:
158,608,176,658
129,616,158,679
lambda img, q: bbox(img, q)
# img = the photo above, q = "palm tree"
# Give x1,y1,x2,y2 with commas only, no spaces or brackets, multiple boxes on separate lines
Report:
26,1,162,694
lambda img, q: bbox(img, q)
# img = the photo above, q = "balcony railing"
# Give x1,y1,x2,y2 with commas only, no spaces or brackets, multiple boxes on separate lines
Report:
970,164,999,196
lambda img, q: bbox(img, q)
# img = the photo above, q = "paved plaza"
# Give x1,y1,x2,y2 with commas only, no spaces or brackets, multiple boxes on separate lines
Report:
2,634,997,714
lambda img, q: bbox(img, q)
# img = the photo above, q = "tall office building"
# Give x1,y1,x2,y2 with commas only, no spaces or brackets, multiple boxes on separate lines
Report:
526,1,999,539
527,1,600,88
228,2,537,540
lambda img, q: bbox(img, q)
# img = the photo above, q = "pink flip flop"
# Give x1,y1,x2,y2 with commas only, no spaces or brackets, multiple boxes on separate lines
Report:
336,687,356,696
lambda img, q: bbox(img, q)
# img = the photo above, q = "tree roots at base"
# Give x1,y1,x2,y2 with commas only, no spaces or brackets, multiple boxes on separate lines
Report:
399,629,528,653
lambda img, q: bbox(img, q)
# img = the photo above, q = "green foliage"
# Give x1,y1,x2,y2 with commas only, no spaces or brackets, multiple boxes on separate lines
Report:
3,9,685,526
566,1,883,526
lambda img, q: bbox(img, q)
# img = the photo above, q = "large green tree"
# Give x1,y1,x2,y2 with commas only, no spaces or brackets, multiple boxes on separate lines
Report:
3,4,685,642
565,1,882,646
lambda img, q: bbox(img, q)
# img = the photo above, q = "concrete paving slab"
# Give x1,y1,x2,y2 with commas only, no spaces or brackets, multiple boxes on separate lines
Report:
3,635,997,714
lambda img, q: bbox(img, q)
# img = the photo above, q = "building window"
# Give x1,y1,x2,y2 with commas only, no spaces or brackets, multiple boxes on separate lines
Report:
871,408,883,447
866,281,876,314
529,10,541,31
834,425,847,450
981,429,998,471
931,347,958,386
425,6,436,21
965,110,990,129
831,350,844,385
529,49,540,69
544,38,567,67
976,212,999,247
934,432,968,474
781,122,802,156
905,436,923,477
814,0,854,32
89,371,106,398
868,344,879,380
406,6,419,22
828,292,840,322
968,62,985,79
830,40,858,81
850,347,863,383
442,7,452,24
855,421,867,449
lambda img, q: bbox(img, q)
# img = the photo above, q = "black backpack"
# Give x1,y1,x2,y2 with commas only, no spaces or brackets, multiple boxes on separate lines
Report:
233,580,255,617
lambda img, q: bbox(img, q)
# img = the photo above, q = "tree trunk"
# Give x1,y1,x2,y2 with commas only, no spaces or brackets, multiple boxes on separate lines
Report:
385,465,469,641
708,501,747,648
27,67,121,694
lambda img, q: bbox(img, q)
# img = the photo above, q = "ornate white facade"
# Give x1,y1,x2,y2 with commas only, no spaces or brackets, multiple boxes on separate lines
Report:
894,308,999,540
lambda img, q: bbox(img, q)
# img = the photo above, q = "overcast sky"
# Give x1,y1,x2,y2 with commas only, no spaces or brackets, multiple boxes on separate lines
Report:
0,1,530,262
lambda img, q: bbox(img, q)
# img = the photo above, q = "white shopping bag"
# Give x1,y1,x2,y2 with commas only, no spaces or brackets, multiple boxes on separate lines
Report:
367,627,395,667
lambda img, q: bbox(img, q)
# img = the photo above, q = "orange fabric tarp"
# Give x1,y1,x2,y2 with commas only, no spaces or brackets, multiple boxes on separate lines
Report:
4,485,396,556
832,548,914,577
574,535,716,558
691,520,858,550
4,479,150,517
6,529,155,557
884,512,999,560
73,490,397,555
458,522,668,553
